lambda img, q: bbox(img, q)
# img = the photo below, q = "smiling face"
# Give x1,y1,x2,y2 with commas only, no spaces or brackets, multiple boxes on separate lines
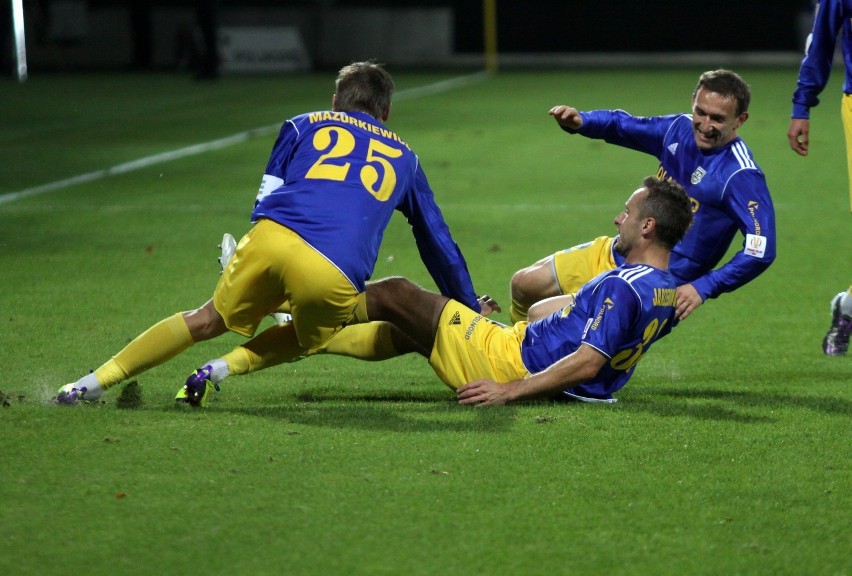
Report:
691,87,748,150
613,187,649,258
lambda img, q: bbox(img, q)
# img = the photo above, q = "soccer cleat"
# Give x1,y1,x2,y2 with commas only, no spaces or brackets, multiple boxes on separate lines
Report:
822,295,851,356
218,233,237,273
55,383,102,405
176,365,220,407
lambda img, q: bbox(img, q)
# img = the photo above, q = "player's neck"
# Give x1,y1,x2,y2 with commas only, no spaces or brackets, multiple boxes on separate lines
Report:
625,244,670,271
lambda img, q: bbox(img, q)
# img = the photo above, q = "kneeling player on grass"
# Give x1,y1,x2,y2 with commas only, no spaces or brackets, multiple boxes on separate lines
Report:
194,176,693,405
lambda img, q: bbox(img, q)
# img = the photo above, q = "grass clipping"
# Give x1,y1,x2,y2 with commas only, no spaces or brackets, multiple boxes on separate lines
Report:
116,381,142,409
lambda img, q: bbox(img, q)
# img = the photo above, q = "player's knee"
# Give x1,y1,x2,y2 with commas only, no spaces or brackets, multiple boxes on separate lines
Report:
511,261,559,307
510,267,540,306
184,301,227,341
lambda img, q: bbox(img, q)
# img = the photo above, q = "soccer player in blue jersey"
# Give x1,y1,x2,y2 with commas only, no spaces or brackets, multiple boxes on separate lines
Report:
56,61,482,405
787,0,852,355
198,176,692,405
508,70,776,326
368,176,693,405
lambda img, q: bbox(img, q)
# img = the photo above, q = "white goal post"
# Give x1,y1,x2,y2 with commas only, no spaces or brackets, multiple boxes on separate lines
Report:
11,0,27,81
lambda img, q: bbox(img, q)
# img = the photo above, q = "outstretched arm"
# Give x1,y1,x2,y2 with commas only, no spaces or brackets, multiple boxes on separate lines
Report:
457,344,606,406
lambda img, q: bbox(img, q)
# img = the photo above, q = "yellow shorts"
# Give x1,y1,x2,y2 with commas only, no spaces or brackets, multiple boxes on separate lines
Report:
552,235,617,295
213,218,362,351
429,300,530,389
842,93,852,210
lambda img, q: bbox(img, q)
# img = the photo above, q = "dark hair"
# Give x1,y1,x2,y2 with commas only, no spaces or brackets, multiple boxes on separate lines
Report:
640,176,693,250
334,61,394,119
694,69,751,116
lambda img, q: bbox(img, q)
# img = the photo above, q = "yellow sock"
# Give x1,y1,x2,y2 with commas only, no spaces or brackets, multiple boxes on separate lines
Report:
318,322,401,360
95,313,194,390
223,323,308,375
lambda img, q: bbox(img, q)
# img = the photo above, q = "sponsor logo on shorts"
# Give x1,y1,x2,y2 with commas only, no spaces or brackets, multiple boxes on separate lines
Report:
449,311,462,325
464,315,484,340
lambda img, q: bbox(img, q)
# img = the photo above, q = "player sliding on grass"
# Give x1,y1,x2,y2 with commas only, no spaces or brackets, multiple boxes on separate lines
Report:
188,176,693,406
56,60,483,405
508,69,776,325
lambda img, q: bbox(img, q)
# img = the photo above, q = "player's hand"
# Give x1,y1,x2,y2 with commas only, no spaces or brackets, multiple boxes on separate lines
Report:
787,118,810,156
457,379,514,406
675,283,704,320
549,105,583,130
478,295,501,316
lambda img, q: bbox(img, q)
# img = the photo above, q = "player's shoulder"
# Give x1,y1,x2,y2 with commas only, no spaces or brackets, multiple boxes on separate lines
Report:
593,265,661,294
612,264,664,283
718,138,767,182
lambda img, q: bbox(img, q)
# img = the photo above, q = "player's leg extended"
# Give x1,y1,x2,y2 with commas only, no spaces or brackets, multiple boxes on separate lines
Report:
226,321,416,375
230,320,415,373
57,302,227,404
186,320,418,405
365,277,448,356
318,321,420,359
842,94,852,212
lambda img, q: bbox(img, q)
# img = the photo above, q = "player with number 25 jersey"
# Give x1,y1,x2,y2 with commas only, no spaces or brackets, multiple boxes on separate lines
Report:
57,62,484,407
253,109,477,303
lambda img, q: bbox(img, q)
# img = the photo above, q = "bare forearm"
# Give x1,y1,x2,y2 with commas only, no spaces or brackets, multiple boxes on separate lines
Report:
457,345,606,406
511,351,602,400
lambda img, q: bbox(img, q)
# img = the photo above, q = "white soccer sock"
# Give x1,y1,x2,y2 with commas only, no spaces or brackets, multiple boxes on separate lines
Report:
76,372,103,399
205,358,230,384
836,291,852,317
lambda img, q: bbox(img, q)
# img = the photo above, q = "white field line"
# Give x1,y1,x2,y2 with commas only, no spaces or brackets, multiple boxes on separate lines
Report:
0,71,488,207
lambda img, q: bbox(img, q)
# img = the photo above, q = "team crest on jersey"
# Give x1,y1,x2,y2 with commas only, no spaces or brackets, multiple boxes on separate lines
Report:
690,167,706,185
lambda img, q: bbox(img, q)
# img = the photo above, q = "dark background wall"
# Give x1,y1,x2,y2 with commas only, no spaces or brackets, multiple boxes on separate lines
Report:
7,0,815,74
187,0,812,53
451,0,810,53
83,0,811,53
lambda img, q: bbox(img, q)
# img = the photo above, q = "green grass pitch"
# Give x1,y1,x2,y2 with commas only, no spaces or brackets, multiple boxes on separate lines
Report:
0,68,849,575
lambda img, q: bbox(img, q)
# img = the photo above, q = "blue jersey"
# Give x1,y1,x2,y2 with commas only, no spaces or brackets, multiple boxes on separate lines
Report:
252,110,480,311
521,264,678,401
572,111,776,301
792,0,852,118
